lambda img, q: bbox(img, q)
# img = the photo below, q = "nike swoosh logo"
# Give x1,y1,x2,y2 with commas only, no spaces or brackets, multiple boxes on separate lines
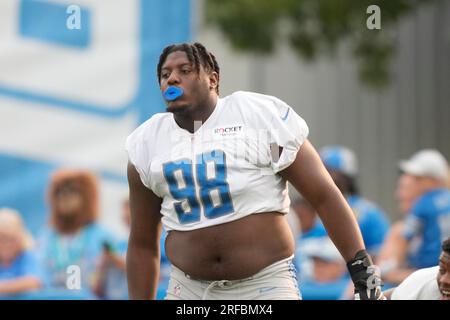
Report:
259,287,277,293
281,107,290,121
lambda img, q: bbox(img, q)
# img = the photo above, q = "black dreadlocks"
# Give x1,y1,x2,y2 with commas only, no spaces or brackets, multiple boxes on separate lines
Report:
157,42,220,94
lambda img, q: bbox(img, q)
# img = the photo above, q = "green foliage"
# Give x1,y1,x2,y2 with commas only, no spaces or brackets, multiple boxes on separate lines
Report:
205,0,434,88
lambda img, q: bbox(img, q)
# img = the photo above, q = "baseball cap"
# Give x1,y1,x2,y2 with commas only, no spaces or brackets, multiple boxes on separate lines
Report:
319,145,358,177
399,149,449,181
302,237,343,262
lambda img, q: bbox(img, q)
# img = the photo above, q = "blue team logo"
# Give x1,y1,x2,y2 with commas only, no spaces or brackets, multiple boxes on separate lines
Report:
0,0,143,117
0,0,191,235
0,0,191,120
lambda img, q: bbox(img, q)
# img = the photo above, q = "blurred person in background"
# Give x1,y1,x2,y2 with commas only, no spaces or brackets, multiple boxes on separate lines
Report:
292,197,327,242
37,169,118,299
380,150,450,285
93,199,171,300
291,197,326,281
93,199,129,300
300,239,349,300
377,173,423,284
384,236,450,300
320,146,390,299
0,208,43,298
319,146,390,259
292,198,349,299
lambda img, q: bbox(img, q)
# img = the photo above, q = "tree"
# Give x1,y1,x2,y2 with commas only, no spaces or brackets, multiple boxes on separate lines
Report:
205,0,435,88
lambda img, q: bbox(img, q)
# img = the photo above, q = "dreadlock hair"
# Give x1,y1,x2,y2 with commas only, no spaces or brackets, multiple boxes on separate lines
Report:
157,42,220,94
443,236,450,255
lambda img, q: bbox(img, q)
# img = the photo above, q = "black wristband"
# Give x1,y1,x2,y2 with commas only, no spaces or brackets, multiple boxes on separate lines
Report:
346,250,384,300
346,249,373,281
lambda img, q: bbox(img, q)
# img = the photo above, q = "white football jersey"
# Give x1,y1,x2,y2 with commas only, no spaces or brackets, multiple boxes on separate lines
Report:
125,91,309,231
391,266,441,300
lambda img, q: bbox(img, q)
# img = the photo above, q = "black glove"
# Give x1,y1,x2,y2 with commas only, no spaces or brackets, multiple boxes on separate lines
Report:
347,250,385,300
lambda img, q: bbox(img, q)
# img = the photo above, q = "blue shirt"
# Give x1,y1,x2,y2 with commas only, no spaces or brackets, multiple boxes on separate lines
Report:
102,229,171,300
300,277,350,300
403,188,450,268
37,223,118,295
294,220,327,277
157,230,171,300
102,239,128,300
0,250,43,281
347,195,390,256
295,232,349,300
295,195,389,295
301,220,327,240
297,196,389,255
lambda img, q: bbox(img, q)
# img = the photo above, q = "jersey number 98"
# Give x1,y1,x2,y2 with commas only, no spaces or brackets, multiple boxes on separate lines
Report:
163,150,234,224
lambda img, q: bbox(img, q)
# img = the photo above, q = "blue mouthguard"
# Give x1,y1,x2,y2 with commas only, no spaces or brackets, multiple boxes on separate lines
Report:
164,86,184,101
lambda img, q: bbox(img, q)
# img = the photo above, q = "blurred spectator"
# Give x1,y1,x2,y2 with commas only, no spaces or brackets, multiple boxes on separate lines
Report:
396,174,424,214
93,199,171,300
291,197,327,239
377,173,423,283
305,239,347,282
156,232,171,299
37,169,118,299
319,145,390,258
380,150,450,285
386,236,450,300
292,198,325,281
0,208,43,297
292,197,327,240
92,199,129,299
292,198,348,300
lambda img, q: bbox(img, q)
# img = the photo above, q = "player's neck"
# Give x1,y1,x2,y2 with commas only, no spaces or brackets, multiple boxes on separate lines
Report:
173,95,218,133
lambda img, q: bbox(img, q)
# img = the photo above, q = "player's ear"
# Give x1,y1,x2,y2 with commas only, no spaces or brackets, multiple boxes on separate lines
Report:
208,71,219,92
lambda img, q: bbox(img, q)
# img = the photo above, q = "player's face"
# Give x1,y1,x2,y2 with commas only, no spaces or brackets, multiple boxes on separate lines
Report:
437,252,450,300
159,51,217,114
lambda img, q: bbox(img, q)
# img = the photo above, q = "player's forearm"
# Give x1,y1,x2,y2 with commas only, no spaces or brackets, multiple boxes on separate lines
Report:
395,236,409,265
315,189,365,262
0,277,41,295
126,243,160,300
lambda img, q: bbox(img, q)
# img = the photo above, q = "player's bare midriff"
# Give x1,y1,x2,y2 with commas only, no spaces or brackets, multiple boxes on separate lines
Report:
165,211,295,281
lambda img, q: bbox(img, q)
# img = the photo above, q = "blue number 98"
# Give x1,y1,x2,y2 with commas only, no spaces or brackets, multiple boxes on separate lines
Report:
163,150,234,224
